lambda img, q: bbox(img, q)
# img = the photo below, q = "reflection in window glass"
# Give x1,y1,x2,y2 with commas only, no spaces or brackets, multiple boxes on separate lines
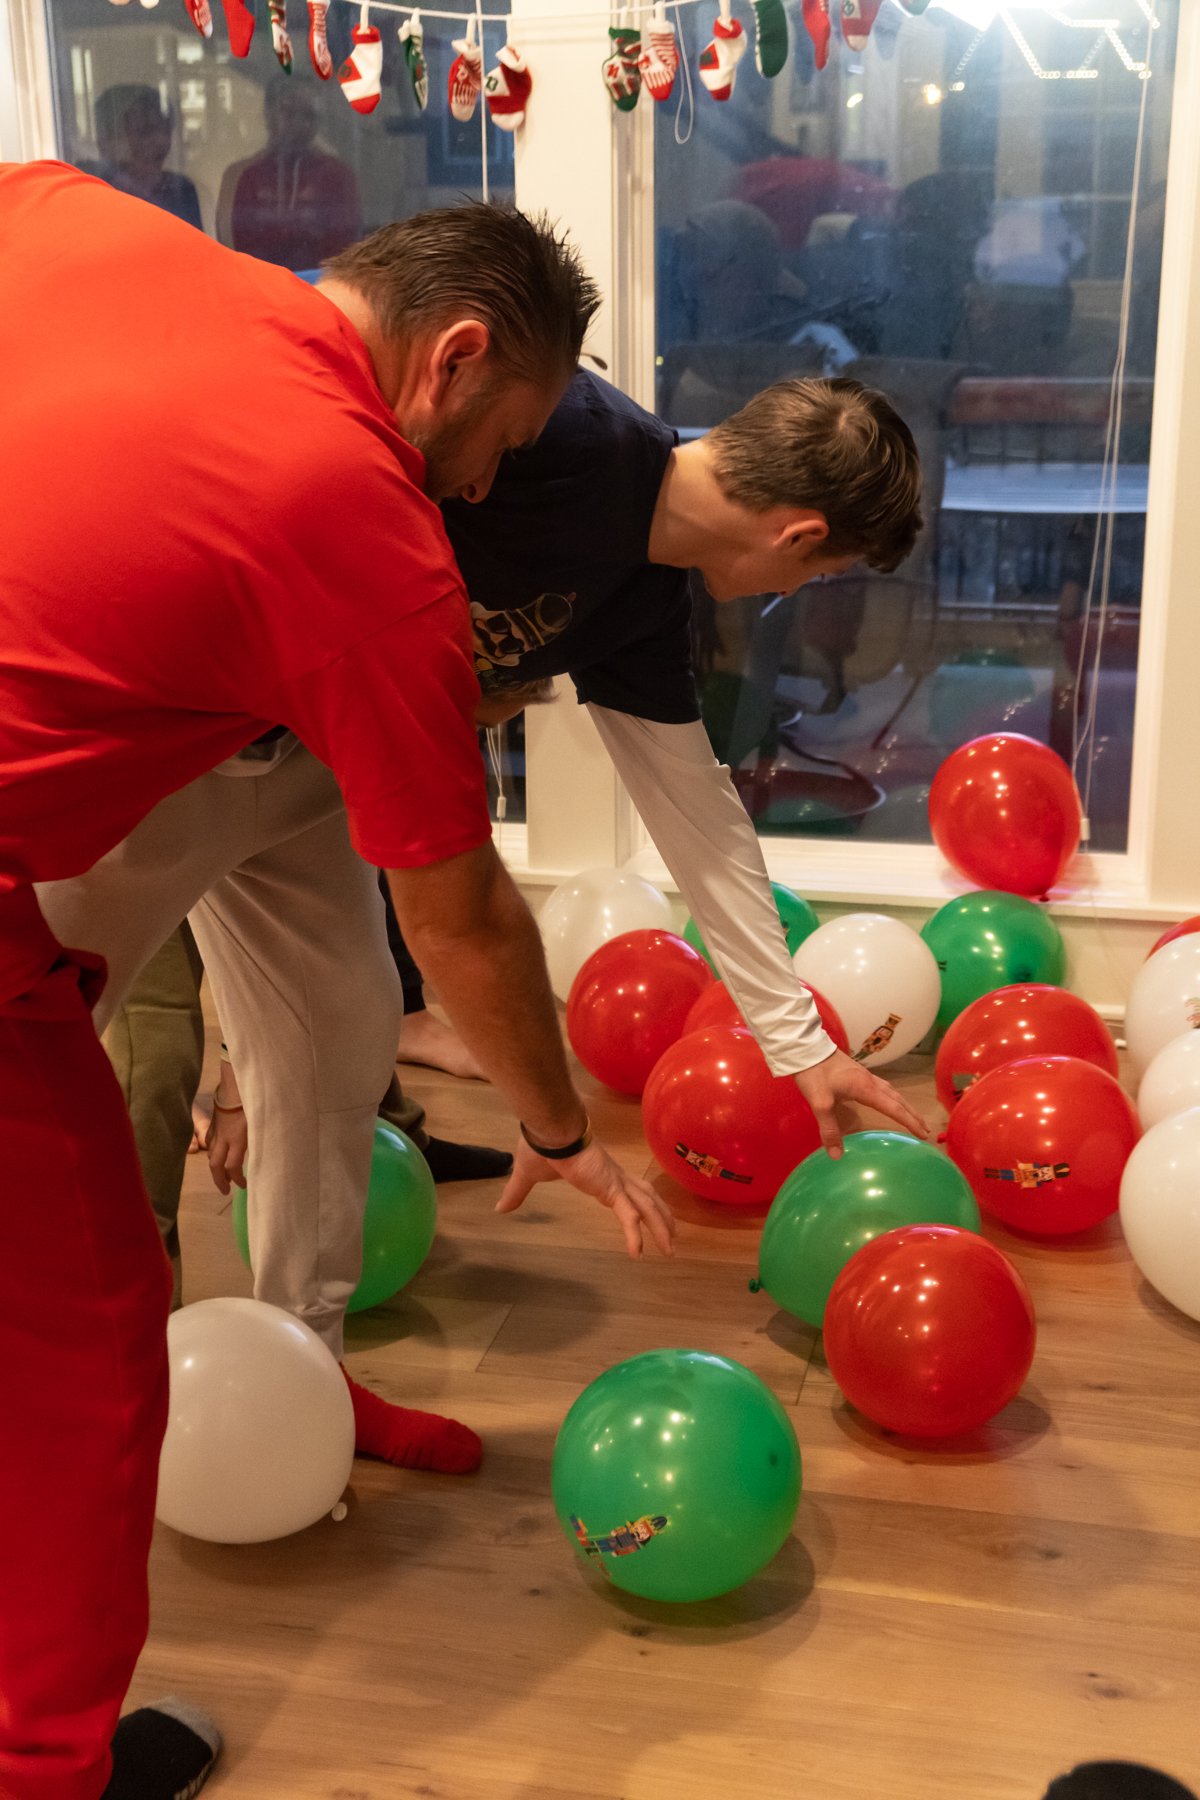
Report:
656,1,1176,852
42,0,526,814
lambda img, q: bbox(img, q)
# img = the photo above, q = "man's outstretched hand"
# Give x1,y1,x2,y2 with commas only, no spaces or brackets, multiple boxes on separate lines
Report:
497,1136,677,1259
794,1048,930,1159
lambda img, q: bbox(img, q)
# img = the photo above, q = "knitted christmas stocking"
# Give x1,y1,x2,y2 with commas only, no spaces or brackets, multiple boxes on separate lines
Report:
269,0,293,69
339,12,383,113
221,0,255,56
307,0,333,78
801,0,830,67
399,12,429,110
639,2,679,102
181,0,213,39
699,3,746,101
485,43,532,132
602,24,642,111
753,0,788,77
840,0,882,50
448,19,484,122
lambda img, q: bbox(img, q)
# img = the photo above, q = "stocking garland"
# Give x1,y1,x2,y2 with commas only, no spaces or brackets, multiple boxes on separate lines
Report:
339,3,384,110
399,10,430,109
161,0,925,136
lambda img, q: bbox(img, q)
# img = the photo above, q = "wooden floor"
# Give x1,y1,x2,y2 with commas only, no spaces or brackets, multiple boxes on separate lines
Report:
129,1022,1200,1800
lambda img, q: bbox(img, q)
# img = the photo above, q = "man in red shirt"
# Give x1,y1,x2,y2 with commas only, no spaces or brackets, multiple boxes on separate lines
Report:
0,162,673,1800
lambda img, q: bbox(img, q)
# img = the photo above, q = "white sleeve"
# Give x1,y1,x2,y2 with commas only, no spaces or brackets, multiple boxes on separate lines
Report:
586,702,836,1077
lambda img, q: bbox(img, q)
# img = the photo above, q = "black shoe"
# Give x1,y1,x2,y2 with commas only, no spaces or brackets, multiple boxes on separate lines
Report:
422,1136,513,1183
104,1697,221,1800
1044,1765,1198,1800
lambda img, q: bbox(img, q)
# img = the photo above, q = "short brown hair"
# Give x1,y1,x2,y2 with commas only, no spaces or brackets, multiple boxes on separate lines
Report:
707,376,923,572
323,203,600,387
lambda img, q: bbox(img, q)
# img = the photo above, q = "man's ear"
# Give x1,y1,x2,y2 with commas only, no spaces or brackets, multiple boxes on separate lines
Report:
425,318,492,405
771,513,830,554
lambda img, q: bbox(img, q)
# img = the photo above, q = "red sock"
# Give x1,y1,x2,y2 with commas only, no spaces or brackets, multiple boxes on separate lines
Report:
801,0,830,68
341,1368,482,1474
840,0,881,49
221,0,255,56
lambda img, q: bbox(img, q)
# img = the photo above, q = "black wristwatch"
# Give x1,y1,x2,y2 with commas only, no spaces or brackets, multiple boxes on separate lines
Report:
520,1116,594,1160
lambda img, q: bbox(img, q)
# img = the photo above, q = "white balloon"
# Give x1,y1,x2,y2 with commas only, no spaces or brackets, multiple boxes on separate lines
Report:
792,912,941,1066
539,866,673,1000
1124,936,1200,1077
157,1297,354,1544
1137,1031,1200,1129
1119,1108,1200,1322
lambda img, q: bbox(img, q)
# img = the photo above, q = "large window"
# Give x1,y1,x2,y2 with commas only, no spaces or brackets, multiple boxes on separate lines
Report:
656,0,1176,854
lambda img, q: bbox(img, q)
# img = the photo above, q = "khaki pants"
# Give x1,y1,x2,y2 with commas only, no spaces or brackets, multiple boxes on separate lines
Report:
38,742,418,1358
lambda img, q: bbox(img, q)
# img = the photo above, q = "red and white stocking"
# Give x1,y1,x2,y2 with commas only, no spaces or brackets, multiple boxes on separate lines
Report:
307,0,333,78
340,6,383,113
699,0,746,101
840,0,882,49
220,0,255,56
448,15,484,123
801,0,830,68
639,0,679,103
485,41,532,133
181,0,213,39
269,0,293,70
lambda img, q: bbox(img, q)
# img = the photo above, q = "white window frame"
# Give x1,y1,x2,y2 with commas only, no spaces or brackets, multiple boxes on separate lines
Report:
508,0,1200,1002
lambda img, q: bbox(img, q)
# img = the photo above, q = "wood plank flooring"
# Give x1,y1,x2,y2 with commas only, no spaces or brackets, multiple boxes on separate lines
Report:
126,1024,1200,1800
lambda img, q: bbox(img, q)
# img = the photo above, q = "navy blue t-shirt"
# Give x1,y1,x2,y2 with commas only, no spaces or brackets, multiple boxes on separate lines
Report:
442,371,700,725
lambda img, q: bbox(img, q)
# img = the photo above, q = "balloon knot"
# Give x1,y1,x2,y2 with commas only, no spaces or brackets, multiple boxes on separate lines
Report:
748,1278,762,1293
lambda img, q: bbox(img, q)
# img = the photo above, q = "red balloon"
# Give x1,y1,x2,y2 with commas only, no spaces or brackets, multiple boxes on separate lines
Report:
642,1025,822,1207
567,930,713,1096
935,984,1118,1112
824,1224,1036,1439
682,978,851,1054
928,733,1082,899
945,1055,1139,1235
1148,916,1200,960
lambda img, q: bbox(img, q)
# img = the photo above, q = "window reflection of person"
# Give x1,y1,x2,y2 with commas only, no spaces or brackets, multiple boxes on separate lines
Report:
217,83,362,270
89,86,202,230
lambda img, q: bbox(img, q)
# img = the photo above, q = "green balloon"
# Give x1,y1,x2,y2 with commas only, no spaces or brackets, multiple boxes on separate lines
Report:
921,890,1066,1034
757,1131,981,1327
552,1349,801,1603
233,1120,436,1314
684,882,819,970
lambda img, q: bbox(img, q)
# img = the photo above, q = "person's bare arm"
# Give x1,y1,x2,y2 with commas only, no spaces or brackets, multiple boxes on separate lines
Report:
387,842,675,1257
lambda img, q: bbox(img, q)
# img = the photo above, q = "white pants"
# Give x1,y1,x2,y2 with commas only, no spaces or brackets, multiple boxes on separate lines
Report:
37,743,402,1358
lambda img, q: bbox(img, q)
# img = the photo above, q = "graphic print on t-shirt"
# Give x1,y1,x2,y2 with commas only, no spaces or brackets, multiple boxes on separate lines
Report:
471,591,576,689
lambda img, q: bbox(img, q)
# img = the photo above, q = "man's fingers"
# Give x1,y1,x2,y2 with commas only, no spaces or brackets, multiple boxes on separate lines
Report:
811,1095,844,1159
495,1168,533,1213
612,1195,644,1259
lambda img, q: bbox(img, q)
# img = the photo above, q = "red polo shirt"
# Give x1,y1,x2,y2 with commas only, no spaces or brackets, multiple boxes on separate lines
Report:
0,161,492,1002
